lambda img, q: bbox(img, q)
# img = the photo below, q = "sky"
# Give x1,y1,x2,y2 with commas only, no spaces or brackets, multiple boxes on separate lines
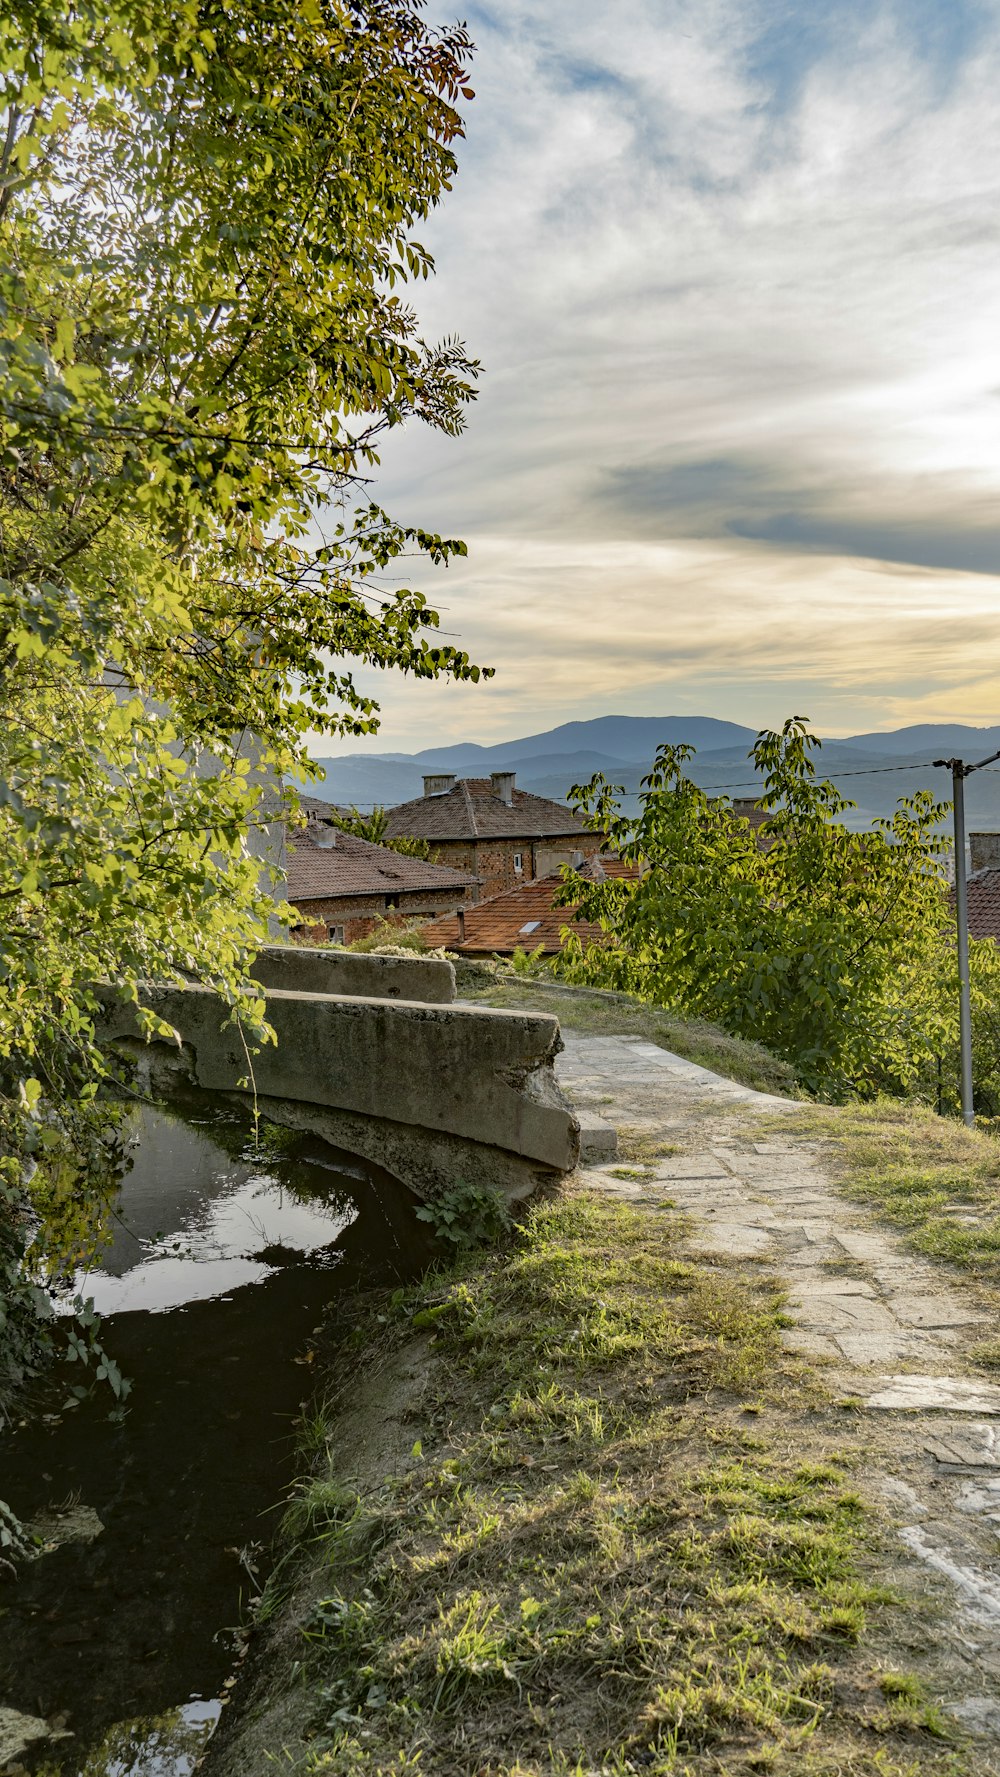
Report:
317,0,1000,757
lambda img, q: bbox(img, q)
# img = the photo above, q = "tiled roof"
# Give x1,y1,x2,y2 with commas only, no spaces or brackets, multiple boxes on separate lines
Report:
285,827,476,902
965,868,1000,941
298,794,351,822
426,861,639,955
384,779,589,842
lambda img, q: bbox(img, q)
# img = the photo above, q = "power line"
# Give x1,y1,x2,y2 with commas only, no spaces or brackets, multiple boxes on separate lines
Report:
689,761,941,792
306,760,943,804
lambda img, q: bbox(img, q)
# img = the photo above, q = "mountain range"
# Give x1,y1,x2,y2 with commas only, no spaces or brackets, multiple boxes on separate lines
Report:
309,717,1000,831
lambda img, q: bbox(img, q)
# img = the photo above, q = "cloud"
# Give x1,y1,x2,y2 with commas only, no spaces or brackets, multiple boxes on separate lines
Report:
315,0,1000,752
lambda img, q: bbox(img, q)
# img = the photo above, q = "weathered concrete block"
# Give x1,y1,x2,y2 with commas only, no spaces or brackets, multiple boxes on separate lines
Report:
251,945,455,1004
575,1110,618,1165
98,983,579,1201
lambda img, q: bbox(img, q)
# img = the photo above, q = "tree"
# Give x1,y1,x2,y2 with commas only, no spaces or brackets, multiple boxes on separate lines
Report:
0,0,485,1096
0,0,486,1390
558,718,987,1102
335,805,432,857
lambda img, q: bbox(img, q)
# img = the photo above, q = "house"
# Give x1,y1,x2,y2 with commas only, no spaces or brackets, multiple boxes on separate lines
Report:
383,772,602,898
962,832,1000,942
284,815,476,944
731,796,770,833
426,858,639,956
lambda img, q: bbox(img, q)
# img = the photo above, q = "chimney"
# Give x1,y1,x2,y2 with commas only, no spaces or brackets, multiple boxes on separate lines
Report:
970,832,1000,873
311,820,336,849
457,908,466,943
490,770,515,806
423,773,457,797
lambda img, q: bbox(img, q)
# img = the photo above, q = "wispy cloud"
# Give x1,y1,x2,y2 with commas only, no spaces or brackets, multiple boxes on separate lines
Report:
316,0,1000,753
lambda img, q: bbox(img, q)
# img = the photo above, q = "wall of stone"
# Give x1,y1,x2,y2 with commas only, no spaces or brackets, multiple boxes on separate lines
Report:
397,837,604,901
292,889,468,944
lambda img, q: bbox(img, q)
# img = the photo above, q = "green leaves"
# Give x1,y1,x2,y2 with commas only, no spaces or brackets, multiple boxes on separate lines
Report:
0,0,484,1154
562,721,961,1102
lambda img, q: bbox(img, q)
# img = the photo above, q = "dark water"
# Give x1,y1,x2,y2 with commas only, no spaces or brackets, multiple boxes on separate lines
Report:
0,1099,434,1775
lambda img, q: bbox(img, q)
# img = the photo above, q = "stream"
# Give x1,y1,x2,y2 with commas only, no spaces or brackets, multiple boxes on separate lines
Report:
0,1097,435,1776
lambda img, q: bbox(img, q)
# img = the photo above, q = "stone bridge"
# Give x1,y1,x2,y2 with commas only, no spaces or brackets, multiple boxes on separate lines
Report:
98,947,581,1203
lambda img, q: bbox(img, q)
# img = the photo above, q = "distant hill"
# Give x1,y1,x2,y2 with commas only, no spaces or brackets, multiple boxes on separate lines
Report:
837,724,1000,758
307,716,1000,832
405,715,758,769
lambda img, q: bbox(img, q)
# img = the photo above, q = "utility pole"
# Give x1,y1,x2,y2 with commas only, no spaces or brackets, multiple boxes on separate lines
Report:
933,747,1000,1126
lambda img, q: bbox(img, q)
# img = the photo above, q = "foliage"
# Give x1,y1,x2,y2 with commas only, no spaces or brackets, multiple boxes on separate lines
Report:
345,918,434,954
0,0,484,1376
558,717,987,1102
0,1091,135,1420
336,806,433,859
508,941,547,974
413,1179,512,1253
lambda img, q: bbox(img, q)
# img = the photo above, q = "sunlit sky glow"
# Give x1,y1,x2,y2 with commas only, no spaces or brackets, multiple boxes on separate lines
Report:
317,0,1000,756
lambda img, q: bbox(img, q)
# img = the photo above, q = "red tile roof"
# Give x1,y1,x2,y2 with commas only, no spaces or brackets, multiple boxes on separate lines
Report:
966,868,1000,941
426,860,639,955
285,827,476,903
384,778,589,843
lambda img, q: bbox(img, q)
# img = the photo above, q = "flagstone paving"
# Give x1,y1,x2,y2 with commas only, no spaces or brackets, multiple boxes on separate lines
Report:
555,1030,1000,1751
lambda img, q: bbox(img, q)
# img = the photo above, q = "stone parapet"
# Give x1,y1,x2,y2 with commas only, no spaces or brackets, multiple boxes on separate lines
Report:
251,945,456,1004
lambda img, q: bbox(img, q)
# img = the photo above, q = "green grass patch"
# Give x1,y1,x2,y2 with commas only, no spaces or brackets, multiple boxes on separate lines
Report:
275,1192,963,1777
458,972,800,1098
765,1098,1000,1289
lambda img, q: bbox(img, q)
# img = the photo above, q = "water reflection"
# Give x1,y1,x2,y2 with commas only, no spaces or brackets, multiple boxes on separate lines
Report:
75,1699,221,1776
0,1098,433,1777
69,1106,359,1315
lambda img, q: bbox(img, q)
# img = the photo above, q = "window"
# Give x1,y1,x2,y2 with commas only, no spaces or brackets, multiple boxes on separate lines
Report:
386,894,401,909
513,851,523,873
328,925,345,946
518,920,540,935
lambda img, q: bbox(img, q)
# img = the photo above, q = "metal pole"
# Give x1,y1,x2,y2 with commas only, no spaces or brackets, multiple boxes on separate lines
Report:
952,762,975,1126
933,745,1000,1125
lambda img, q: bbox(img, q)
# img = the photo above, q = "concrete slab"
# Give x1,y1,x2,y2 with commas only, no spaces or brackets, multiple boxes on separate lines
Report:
926,1426,1000,1471
887,1297,989,1329
948,1697,1000,1738
868,1376,1000,1414
832,1231,899,1262
781,1330,839,1358
787,1277,878,1298
653,1156,732,1179
788,1294,899,1332
253,945,456,1004
836,1332,949,1365
690,1222,774,1257
575,1111,619,1165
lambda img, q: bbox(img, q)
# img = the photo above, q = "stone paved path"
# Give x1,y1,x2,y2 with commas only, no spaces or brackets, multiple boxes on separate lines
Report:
555,1031,1000,1746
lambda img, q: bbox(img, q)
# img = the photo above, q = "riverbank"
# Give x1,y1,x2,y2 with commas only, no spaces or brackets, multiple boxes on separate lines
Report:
208,1172,972,1776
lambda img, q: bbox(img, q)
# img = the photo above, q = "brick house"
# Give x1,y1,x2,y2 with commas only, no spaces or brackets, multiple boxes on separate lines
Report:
383,772,602,899
426,857,639,956
284,816,476,944
954,832,1000,943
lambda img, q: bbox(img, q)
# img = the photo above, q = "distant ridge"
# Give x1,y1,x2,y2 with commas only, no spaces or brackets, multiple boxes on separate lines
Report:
308,716,1000,831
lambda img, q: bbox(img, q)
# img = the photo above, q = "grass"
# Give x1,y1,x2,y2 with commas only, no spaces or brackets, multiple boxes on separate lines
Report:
760,1097,1000,1290
458,970,799,1098
265,1191,964,1777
